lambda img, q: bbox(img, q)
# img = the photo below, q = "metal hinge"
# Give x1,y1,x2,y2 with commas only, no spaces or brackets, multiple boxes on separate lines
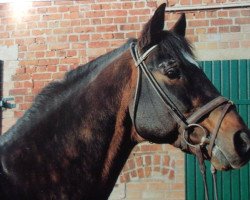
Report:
0,97,16,110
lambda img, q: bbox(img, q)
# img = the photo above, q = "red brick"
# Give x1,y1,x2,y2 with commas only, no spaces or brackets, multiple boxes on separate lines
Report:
91,34,103,40
71,20,80,26
153,155,161,165
67,50,77,57
53,28,72,34
4,40,14,46
24,81,33,88
122,3,133,9
24,96,34,102
12,31,30,37
168,169,175,179
19,103,32,110
96,25,117,32
15,96,24,104
120,24,140,31
145,155,151,165
33,73,51,80
25,66,36,73
60,21,71,27
137,168,145,178
189,20,209,27
241,10,250,16
86,11,105,18
34,80,45,88
59,66,69,72
67,12,80,19
206,11,217,18
218,10,228,17
58,6,69,12
61,58,80,64
69,6,79,12
207,27,217,33
10,89,28,96
134,2,145,8
163,155,170,166
50,44,70,50
35,52,45,58
194,11,205,18
91,18,101,25
52,72,65,80
136,157,143,167
0,32,9,38
144,166,151,177
139,16,149,23
114,17,127,23
72,43,85,49
91,4,111,10
128,16,139,23
80,34,90,41
211,19,233,26
111,3,122,9
130,170,137,178
235,18,250,24
29,44,47,51
106,10,127,17
230,26,241,32
162,168,169,175
46,51,56,57
36,66,47,72
57,36,68,43
219,26,229,33
74,27,95,33
129,9,150,15
43,14,62,20
13,74,31,81
47,7,57,13
38,59,59,66
47,65,57,72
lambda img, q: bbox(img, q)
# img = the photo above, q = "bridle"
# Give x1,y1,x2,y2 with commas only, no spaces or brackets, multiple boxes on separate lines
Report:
130,42,234,200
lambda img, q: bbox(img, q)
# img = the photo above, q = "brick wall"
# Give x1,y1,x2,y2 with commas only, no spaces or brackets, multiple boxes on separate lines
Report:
0,0,249,199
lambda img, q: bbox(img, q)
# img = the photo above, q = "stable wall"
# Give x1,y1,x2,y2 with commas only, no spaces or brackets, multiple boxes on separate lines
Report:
0,0,249,199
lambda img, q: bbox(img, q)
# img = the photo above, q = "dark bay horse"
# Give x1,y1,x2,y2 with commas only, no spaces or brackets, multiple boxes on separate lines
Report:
0,3,249,199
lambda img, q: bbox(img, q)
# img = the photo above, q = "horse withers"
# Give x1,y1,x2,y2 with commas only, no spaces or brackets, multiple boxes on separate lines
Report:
0,3,249,200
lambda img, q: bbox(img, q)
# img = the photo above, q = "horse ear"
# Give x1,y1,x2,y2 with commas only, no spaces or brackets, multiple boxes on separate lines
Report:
171,13,186,37
138,3,166,50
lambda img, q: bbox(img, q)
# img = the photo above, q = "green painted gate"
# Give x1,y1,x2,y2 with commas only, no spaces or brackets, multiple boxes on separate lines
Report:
186,60,250,200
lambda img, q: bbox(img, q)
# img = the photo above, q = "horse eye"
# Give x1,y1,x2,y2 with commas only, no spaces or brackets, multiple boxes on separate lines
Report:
166,68,181,79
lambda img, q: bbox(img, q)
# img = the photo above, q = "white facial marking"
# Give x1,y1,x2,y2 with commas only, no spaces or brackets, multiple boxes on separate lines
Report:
182,52,199,67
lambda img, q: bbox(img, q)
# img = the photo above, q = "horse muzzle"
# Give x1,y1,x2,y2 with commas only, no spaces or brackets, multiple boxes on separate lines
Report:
207,128,250,170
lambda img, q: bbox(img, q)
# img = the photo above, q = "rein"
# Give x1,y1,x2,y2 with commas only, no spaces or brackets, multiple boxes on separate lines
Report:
130,42,234,200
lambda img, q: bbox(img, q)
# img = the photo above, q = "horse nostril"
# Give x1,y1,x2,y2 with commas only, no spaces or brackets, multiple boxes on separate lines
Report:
234,131,250,157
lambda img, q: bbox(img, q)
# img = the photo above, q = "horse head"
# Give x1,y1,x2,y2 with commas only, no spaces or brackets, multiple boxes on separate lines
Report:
130,3,250,171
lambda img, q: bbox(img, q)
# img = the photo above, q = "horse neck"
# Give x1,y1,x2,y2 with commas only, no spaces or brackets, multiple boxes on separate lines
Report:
0,49,140,199
82,50,139,196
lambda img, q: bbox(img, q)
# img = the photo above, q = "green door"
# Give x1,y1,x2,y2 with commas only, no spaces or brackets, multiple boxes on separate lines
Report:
186,60,250,200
